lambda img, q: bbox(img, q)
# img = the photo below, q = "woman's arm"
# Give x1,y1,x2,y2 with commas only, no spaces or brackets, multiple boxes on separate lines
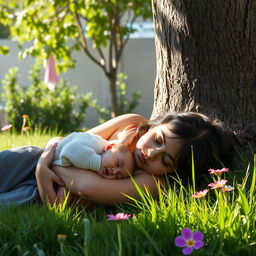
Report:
52,165,162,205
87,113,146,140
35,143,65,204
35,114,146,204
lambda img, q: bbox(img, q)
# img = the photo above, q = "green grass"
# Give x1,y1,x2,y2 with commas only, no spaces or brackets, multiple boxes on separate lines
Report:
0,132,256,255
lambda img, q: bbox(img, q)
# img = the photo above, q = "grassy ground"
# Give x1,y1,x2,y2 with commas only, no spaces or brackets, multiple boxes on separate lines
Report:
0,132,256,256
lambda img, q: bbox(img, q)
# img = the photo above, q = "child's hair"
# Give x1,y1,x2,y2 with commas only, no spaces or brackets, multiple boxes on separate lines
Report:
138,112,234,183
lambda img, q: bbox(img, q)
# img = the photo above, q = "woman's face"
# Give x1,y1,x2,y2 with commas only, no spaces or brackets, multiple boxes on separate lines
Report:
134,123,182,175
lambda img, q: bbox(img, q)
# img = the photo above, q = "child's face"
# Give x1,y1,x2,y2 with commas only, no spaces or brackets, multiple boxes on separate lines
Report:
100,144,134,179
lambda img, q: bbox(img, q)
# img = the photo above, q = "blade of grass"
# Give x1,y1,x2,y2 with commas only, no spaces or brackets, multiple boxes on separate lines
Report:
137,223,164,256
191,145,196,192
249,154,256,204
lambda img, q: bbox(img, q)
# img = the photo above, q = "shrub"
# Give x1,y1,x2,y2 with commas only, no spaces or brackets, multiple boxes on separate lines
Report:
1,65,92,133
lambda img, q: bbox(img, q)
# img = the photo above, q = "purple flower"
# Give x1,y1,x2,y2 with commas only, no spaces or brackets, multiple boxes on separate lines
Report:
1,124,12,131
175,228,204,255
107,213,132,221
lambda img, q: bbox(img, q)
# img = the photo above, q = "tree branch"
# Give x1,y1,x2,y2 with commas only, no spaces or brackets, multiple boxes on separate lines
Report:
96,47,107,68
117,15,137,63
112,5,120,71
74,13,109,76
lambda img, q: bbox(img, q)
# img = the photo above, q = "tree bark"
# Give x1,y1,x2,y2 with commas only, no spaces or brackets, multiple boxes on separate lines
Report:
108,72,119,118
151,0,256,131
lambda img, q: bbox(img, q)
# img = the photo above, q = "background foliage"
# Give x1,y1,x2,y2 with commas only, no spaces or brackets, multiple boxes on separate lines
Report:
0,0,151,116
1,65,141,131
1,65,92,133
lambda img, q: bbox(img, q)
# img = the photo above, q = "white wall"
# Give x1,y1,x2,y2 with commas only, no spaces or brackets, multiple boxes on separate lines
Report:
0,38,156,127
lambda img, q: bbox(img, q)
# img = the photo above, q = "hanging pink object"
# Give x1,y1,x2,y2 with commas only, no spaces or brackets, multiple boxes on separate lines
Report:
44,54,58,90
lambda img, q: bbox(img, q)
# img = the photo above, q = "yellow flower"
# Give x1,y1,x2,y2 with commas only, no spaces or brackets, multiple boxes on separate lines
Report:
57,234,67,242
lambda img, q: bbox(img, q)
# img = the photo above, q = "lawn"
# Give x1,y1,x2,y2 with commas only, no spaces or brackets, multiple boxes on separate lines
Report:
0,132,256,256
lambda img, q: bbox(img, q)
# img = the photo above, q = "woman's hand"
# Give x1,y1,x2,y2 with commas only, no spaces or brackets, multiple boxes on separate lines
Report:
117,125,137,146
35,143,65,205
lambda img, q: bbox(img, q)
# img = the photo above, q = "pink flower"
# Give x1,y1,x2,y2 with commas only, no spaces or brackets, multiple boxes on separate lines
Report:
175,228,204,255
1,124,12,131
107,213,132,221
208,179,228,189
208,168,229,175
192,189,209,198
222,185,234,192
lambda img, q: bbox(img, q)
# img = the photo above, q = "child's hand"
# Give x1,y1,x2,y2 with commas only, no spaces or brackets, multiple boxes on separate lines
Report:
117,125,137,146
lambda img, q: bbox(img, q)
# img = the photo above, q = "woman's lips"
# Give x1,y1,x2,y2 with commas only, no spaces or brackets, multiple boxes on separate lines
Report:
137,149,146,165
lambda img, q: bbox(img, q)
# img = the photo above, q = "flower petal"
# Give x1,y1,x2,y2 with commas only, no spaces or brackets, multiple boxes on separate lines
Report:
174,236,186,247
182,247,193,255
107,214,116,221
107,213,131,221
193,231,204,241
182,228,193,240
1,124,12,131
194,240,204,249
220,167,229,173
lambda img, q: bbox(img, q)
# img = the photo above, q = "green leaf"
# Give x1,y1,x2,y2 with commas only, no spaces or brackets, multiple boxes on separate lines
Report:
0,45,10,55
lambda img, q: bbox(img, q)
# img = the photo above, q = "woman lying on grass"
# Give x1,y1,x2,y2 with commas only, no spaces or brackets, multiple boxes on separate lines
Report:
0,112,233,207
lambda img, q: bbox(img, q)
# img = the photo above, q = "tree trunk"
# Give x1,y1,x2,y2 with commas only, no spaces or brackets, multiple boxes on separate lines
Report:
151,0,256,131
108,72,119,118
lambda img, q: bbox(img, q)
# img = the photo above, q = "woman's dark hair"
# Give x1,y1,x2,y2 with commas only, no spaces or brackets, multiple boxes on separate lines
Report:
139,112,234,184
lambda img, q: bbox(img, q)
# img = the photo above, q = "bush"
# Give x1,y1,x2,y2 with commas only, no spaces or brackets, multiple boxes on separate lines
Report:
1,65,92,133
